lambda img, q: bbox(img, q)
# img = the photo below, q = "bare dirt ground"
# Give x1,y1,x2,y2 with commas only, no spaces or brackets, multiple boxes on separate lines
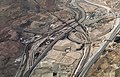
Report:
0,0,59,77
86,43,120,77
0,0,120,77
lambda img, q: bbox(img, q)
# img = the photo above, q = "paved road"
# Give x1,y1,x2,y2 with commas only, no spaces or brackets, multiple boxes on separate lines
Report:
78,18,120,77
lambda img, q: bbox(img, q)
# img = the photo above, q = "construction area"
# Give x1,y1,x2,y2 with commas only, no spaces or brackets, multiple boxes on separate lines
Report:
0,0,120,77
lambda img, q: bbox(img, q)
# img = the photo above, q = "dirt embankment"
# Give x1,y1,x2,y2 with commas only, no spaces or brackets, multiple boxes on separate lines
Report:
0,0,58,77
0,0,120,77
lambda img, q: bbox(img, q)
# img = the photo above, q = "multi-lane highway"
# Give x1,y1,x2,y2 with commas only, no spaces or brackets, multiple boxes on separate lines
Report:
15,0,120,77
